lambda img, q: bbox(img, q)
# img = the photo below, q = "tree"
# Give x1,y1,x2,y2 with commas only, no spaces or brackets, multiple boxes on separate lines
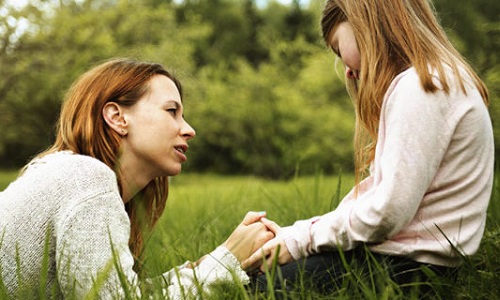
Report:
0,0,497,176
0,0,200,167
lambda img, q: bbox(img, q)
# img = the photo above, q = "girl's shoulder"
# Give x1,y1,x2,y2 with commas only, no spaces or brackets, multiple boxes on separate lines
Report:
386,67,421,94
388,64,477,98
382,65,486,123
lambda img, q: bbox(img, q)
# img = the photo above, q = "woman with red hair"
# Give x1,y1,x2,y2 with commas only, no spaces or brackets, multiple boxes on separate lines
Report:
0,58,273,299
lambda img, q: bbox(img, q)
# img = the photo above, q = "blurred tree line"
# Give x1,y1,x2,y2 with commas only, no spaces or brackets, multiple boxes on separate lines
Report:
0,0,498,179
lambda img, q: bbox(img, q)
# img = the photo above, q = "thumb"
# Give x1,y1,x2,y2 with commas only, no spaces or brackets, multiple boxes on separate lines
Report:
260,217,281,234
241,211,266,225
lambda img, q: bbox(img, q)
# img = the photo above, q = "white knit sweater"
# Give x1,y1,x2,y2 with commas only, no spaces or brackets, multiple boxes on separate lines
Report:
0,151,248,299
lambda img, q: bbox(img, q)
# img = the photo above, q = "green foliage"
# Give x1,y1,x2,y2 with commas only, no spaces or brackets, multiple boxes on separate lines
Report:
0,0,201,167
0,0,498,178
0,169,17,190
187,51,353,178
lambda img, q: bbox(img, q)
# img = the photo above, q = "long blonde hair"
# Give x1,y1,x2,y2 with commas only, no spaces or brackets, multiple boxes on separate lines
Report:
35,58,182,270
321,0,489,182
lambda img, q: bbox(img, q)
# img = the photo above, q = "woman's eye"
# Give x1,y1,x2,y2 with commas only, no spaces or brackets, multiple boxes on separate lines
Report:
167,108,177,115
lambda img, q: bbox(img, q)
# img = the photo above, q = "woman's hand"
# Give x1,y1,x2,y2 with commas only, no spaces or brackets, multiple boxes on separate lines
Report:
222,211,275,264
242,217,294,272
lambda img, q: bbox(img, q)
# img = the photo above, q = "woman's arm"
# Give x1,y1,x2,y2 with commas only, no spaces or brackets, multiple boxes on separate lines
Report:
162,211,274,299
57,193,272,299
56,192,139,299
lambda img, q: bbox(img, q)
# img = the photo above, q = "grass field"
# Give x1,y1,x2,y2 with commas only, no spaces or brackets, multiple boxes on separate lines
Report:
1,170,499,299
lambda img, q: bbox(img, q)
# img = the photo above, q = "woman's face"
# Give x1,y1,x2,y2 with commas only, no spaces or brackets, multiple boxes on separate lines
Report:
328,21,361,80
121,75,196,180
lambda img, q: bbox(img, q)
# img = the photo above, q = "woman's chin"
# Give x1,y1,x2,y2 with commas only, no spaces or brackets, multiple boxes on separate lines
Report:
166,166,183,177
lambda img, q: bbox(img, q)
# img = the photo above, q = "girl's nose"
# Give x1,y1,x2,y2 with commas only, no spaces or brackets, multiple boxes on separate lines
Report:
345,67,359,80
181,120,196,140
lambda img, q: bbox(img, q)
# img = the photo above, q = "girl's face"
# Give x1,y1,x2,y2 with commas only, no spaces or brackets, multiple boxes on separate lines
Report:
121,75,196,180
328,21,361,80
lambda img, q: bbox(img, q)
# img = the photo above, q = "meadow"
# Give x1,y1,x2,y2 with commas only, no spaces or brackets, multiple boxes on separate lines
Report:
1,170,499,299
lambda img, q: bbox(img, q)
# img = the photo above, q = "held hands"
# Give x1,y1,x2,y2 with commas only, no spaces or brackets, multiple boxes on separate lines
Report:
242,217,294,273
222,211,275,264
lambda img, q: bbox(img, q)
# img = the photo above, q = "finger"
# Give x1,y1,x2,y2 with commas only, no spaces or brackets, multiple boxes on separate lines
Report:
242,246,269,270
260,255,276,273
243,259,262,273
243,247,266,270
241,211,266,226
265,231,275,240
241,256,257,271
242,253,261,271
252,231,275,250
244,255,266,273
250,221,268,232
260,217,281,234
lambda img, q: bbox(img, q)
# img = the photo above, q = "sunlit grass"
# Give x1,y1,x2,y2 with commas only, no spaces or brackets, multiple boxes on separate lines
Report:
144,172,354,274
1,170,499,299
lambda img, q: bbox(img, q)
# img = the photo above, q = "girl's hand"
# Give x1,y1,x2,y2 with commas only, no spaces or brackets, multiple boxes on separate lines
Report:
242,217,293,272
222,211,275,264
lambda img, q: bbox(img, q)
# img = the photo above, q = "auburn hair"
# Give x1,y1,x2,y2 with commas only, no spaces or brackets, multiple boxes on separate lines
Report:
36,58,182,270
321,0,489,183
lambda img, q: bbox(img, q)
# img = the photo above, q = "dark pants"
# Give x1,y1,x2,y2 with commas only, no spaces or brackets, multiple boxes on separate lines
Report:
250,247,457,298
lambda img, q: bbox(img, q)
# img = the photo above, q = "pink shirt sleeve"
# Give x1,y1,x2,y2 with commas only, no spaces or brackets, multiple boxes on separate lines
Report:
282,68,494,266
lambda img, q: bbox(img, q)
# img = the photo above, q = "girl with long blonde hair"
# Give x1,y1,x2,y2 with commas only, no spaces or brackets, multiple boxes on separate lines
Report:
245,0,493,297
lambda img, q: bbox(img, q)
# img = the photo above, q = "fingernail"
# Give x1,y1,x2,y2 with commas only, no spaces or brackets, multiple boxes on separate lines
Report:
259,211,266,215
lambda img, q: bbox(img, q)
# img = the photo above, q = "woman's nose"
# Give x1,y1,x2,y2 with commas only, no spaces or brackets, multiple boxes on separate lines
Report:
345,67,359,80
181,120,196,140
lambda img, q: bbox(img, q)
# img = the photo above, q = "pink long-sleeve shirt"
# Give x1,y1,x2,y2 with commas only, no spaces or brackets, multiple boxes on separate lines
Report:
282,67,494,267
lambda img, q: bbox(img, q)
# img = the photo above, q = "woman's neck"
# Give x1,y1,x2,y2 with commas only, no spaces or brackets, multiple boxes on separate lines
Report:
118,159,151,204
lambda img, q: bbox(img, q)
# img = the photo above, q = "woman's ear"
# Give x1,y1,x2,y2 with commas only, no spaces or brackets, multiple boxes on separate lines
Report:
102,102,128,136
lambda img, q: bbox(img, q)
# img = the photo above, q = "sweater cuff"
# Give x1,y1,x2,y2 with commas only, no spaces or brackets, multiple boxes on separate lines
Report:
204,246,250,284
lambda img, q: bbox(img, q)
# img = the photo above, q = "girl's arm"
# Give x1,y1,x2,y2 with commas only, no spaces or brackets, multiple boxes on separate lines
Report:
283,71,453,258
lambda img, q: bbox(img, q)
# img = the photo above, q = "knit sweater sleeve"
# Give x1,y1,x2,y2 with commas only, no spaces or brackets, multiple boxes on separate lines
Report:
54,155,248,299
54,162,138,299
282,69,454,259
162,247,250,299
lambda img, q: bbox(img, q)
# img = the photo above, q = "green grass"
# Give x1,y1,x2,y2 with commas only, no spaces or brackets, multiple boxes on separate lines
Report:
1,170,499,299
145,172,354,274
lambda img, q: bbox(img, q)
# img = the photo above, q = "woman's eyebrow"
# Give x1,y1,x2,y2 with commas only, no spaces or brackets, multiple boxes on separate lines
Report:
164,99,181,107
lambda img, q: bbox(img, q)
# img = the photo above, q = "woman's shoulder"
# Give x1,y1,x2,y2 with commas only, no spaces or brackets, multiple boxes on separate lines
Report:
20,151,119,194
30,151,114,178
1,151,122,228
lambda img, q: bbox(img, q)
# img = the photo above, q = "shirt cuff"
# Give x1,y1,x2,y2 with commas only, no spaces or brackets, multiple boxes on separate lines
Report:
281,217,321,260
